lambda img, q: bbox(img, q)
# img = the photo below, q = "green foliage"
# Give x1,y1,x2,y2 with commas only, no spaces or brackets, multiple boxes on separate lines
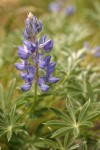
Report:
45,99,100,138
0,0,100,149
0,105,21,141
0,78,16,110
41,134,79,150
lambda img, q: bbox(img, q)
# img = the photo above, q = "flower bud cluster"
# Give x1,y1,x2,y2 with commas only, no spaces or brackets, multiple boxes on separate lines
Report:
15,12,59,92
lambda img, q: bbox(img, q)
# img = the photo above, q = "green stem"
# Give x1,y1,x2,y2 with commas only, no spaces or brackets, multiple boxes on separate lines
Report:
34,81,37,105
30,50,38,113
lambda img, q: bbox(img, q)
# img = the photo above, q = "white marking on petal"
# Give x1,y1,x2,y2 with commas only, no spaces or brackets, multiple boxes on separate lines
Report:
24,45,28,53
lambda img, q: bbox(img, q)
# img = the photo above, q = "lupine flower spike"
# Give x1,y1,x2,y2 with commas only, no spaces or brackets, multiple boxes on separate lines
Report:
15,12,59,92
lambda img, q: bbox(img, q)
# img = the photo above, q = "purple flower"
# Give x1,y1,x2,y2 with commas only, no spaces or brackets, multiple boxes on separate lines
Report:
23,40,36,53
84,42,90,51
21,83,32,92
46,62,56,77
83,42,100,58
45,62,59,84
42,40,53,52
39,60,46,69
39,37,53,52
38,55,51,69
37,77,49,92
39,35,46,44
48,77,59,83
37,21,43,33
23,30,31,40
49,2,61,13
24,12,43,39
18,46,30,60
65,5,76,16
20,72,34,83
15,63,26,70
27,66,36,74
93,46,100,57
15,12,59,92
40,84,49,92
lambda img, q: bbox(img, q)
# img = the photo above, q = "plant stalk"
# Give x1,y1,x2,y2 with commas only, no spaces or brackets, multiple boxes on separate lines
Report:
30,47,38,113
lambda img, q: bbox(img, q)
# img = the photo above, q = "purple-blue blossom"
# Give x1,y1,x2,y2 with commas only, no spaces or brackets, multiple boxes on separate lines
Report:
49,2,61,13
84,42,100,58
49,0,76,16
93,46,100,57
65,5,76,16
84,42,90,51
15,12,59,92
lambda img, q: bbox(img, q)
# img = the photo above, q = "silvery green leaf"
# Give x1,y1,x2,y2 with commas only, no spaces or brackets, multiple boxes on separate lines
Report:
50,108,72,124
78,100,90,123
82,111,100,122
40,138,59,149
6,78,16,105
9,105,16,124
93,141,100,150
66,98,76,123
44,120,67,127
0,83,5,109
51,127,73,138
80,121,94,127
66,134,76,148
69,144,79,150
7,129,12,142
82,141,87,150
73,127,79,137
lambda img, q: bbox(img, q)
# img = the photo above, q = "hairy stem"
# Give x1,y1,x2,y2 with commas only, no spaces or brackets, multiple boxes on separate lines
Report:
34,52,38,105
30,47,38,113
34,81,37,105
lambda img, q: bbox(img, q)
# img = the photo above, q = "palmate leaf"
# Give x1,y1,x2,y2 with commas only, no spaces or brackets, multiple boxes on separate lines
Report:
73,127,79,138
66,79,83,98
80,121,94,127
66,83,82,93
77,100,100,129
86,80,94,101
64,134,69,148
82,141,87,150
65,134,76,149
7,129,12,142
66,98,76,123
78,100,90,123
0,105,21,141
9,105,20,124
41,134,79,150
51,127,73,138
45,98,100,140
10,104,16,116
93,141,100,150
50,108,73,124
44,120,67,127
82,111,100,122
6,78,16,106
40,138,59,149
69,144,79,150
0,83,5,109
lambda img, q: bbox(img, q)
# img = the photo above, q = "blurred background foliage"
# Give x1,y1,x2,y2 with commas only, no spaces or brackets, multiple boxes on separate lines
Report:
0,0,100,149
